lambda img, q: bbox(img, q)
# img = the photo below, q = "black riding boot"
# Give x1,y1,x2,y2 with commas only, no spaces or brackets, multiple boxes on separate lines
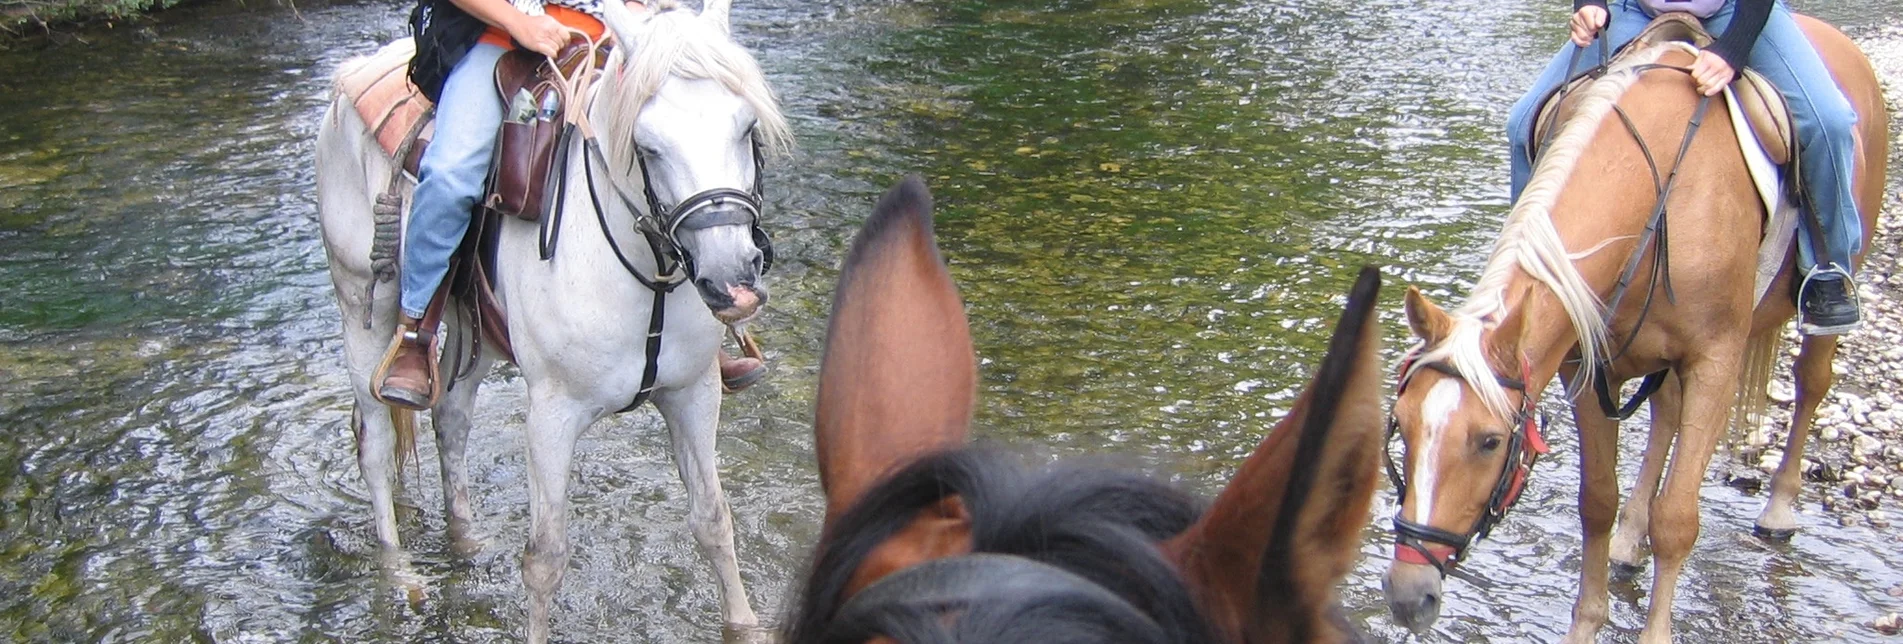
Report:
1798,265,1860,336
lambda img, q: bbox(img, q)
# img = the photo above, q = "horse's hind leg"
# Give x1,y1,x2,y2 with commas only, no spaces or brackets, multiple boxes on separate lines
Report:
652,376,762,637
1561,371,1622,644
350,400,406,549
1756,334,1837,538
1610,374,1681,575
432,309,495,556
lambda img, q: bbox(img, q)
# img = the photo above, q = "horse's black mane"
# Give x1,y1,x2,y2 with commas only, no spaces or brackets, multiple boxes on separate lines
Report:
785,447,1220,644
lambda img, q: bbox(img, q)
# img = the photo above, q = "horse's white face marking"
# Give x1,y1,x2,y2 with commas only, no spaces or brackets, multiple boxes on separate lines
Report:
1409,377,1463,523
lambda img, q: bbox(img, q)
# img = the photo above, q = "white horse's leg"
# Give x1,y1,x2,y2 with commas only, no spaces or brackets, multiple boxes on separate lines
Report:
1610,374,1680,573
521,396,593,644
433,307,495,555
1757,334,1836,537
652,371,761,635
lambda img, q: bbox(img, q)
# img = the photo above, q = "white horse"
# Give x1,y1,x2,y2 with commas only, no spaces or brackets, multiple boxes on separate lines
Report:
314,0,790,640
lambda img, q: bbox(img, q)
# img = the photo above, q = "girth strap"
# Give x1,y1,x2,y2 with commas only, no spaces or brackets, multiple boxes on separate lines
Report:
1593,369,1668,421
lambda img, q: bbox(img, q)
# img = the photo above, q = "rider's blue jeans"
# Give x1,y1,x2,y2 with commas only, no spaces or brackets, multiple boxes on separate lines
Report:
1505,0,1863,274
401,43,507,319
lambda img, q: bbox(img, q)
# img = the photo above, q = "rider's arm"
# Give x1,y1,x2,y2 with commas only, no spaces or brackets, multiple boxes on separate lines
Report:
447,0,531,32
1574,0,1607,9
444,0,568,57
1707,0,1773,71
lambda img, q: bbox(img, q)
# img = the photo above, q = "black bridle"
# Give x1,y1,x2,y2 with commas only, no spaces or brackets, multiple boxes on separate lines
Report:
534,123,775,413
1383,349,1550,578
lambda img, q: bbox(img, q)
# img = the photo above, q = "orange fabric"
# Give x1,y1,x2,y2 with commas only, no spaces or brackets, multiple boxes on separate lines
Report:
477,6,607,50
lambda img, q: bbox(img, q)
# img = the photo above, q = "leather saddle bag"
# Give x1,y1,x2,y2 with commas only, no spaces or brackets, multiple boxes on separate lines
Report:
484,40,604,222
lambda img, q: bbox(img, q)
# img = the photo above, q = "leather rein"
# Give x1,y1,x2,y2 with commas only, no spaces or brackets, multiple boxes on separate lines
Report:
534,32,775,413
1383,349,1551,577
1532,34,1711,420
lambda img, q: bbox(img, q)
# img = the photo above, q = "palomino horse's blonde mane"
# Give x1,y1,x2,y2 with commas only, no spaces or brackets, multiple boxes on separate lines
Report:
596,0,793,174
1412,43,1682,419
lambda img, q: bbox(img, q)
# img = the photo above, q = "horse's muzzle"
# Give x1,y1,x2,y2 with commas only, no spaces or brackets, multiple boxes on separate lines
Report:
701,281,766,324
1382,560,1444,633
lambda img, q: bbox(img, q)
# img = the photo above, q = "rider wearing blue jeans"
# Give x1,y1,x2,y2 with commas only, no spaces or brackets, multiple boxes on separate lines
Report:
1505,0,1864,336
380,0,764,409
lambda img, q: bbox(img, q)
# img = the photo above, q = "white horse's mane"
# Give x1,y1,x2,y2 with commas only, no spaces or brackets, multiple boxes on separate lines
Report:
1411,43,1678,419
597,0,794,174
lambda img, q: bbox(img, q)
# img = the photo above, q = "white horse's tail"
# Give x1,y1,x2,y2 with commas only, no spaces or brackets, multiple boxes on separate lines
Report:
1730,327,1781,440
391,406,417,473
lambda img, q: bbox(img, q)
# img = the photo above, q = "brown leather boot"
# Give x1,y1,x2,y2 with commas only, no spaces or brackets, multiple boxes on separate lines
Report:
719,349,766,393
377,316,436,410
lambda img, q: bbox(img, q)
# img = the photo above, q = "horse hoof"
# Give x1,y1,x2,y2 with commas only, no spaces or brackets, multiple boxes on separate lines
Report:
1753,524,1798,541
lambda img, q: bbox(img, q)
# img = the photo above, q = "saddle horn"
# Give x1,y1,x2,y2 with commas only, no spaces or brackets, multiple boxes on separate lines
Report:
1165,267,1386,644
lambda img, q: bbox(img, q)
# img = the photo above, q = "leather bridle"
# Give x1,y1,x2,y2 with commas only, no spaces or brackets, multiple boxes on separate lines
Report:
1383,348,1550,577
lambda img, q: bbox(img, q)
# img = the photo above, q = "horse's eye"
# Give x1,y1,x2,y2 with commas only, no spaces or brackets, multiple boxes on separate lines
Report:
1478,435,1503,453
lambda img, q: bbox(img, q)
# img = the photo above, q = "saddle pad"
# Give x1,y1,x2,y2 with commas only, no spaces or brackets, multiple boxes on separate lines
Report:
336,39,435,166
1728,85,1798,308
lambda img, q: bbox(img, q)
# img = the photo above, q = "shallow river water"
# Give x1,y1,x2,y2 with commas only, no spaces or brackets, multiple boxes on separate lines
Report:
2,0,1901,641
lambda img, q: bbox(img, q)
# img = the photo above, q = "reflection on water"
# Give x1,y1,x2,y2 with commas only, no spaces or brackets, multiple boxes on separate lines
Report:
0,0,1898,640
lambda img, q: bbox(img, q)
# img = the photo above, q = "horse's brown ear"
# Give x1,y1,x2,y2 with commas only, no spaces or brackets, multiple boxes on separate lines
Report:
814,176,976,529
1166,267,1385,644
1404,286,1451,347
1484,284,1535,375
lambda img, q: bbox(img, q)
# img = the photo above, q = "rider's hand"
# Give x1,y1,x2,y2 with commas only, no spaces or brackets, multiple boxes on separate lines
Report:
507,14,569,58
1570,5,1608,47
1690,50,1736,96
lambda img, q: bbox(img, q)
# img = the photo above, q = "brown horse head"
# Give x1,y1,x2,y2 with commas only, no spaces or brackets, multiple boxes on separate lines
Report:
789,176,1387,643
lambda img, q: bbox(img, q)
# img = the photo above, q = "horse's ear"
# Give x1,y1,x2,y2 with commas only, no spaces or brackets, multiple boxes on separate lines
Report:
1484,284,1534,374
600,0,650,51
701,0,732,34
1166,267,1384,643
814,176,976,528
1403,286,1451,347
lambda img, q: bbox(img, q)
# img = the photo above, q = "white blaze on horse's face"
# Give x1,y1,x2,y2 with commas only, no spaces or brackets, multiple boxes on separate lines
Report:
637,75,768,323
1408,377,1463,523
1383,369,1519,633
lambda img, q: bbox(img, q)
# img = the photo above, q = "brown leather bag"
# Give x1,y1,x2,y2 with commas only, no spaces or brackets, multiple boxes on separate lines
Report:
483,39,606,222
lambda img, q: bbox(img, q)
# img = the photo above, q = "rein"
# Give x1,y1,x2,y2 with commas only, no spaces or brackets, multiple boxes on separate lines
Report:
1383,348,1550,578
533,30,775,413
1531,39,1713,420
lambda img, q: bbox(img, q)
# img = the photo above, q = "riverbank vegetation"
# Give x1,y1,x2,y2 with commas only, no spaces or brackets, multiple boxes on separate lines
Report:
2,0,189,39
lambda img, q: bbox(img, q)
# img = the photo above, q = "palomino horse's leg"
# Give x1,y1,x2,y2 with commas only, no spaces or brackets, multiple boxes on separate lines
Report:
520,399,592,644
1560,370,1622,644
1756,334,1838,537
651,374,762,637
1610,374,1681,574
432,308,494,556
1640,353,1743,644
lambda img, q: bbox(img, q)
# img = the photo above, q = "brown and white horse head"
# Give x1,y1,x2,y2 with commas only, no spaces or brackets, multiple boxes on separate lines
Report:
791,174,1387,643
1382,287,1548,633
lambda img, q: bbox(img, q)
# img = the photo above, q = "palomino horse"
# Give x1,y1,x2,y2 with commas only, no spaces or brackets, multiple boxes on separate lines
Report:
783,176,1386,643
1380,14,1885,643
314,0,789,640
